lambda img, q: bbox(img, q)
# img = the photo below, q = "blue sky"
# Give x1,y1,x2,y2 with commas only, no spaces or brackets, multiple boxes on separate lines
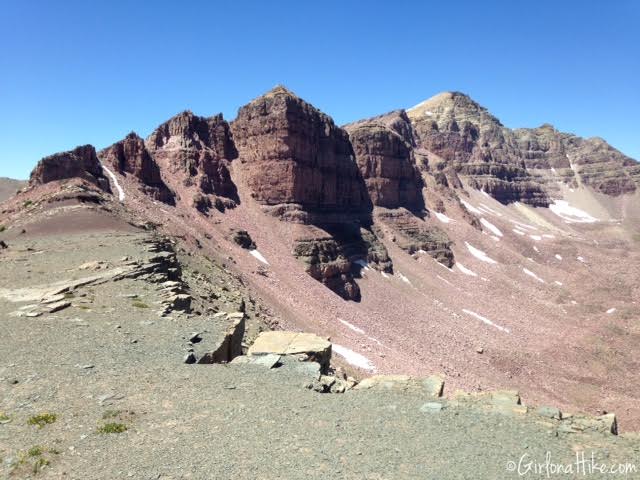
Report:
1,0,638,179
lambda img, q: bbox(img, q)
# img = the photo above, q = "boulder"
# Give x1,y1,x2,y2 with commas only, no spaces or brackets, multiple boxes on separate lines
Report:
247,331,332,372
196,312,245,364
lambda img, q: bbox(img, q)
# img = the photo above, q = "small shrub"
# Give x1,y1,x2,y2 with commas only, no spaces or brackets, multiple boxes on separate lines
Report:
97,422,128,434
27,413,57,428
27,446,43,457
131,301,149,309
32,457,50,473
0,225,5,232
0,412,9,422
23,200,33,208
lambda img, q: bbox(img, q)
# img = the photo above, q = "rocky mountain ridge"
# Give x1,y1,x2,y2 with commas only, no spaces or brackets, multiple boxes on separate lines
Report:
21,86,637,301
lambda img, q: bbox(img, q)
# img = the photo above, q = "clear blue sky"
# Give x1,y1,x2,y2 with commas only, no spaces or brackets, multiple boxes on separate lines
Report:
1,0,638,179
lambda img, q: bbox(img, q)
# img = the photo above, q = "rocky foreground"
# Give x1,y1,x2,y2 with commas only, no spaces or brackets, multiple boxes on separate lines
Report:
1,221,638,479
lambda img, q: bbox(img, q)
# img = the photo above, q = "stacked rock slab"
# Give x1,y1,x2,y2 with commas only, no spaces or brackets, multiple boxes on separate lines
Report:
146,111,239,210
231,86,391,300
98,132,174,204
29,145,111,193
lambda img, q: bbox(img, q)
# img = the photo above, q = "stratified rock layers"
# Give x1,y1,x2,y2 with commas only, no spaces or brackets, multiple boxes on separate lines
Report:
29,145,111,193
99,133,174,204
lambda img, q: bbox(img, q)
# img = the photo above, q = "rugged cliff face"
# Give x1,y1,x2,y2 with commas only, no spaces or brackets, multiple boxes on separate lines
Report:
146,111,239,210
99,133,174,204
29,145,111,193
232,87,392,300
346,111,424,212
231,86,370,216
407,92,551,207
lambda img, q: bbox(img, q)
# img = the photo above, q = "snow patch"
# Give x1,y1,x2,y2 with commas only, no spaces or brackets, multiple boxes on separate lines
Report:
354,259,368,268
249,249,269,265
397,272,412,285
606,308,616,314
101,165,125,202
510,220,538,231
533,246,540,253
457,262,478,277
462,309,510,333
577,256,586,263
434,211,454,224
479,203,503,216
555,254,562,261
549,200,598,223
339,319,365,334
512,229,526,236
332,344,376,371
554,280,563,286
465,242,497,264
436,275,453,286
529,235,542,241
523,268,545,283
480,218,503,237
460,199,483,215
381,272,390,279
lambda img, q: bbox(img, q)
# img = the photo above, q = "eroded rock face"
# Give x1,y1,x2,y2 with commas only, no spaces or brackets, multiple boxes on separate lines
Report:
407,92,550,207
29,145,111,193
233,87,390,300
99,133,174,204
231,86,369,214
346,111,425,211
375,209,454,267
146,111,239,206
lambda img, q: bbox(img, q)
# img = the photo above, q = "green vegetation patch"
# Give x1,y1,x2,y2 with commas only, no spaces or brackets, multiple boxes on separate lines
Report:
97,422,128,434
27,412,57,428
132,301,149,308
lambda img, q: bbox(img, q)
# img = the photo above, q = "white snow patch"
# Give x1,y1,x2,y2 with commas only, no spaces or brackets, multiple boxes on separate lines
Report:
434,211,454,224
490,235,501,242
435,260,454,272
332,344,376,371
542,234,555,239
479,203,503,216
457,262,478,277
510,219,538,231
354,259,368,268
397,272,412,285
462,309,510,333
249,249,269,265
533,246,540,253
554,280,563,286
480,190,491,198
549,200,598,223
523,268,545,283
102,165,125,202
555,254,563,261
577,256,586,263
381,272,390,279
339,319,365,334
437,275,453,286
465,242,497,264
480,218,503,237
460,199,483,215
529,235,542,241
606,308,616,314
513,229,526,236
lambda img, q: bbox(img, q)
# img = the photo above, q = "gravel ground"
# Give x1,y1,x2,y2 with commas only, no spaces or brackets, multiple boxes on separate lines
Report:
1,228,639,479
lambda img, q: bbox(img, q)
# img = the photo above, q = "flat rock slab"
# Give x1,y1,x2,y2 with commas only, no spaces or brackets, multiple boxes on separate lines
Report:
248,331,331,371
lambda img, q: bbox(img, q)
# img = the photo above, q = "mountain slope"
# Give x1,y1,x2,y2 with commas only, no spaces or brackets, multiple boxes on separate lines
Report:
1,86,639,432
0,177,27,202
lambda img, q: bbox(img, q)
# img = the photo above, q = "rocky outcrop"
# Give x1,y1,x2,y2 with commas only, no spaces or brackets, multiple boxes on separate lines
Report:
375,209,454,267
231,86,370,215
99,133,174,204
146,111,239,208
233,87,390,300
407,92,551,206
29,145,111,193
346,111,425,211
